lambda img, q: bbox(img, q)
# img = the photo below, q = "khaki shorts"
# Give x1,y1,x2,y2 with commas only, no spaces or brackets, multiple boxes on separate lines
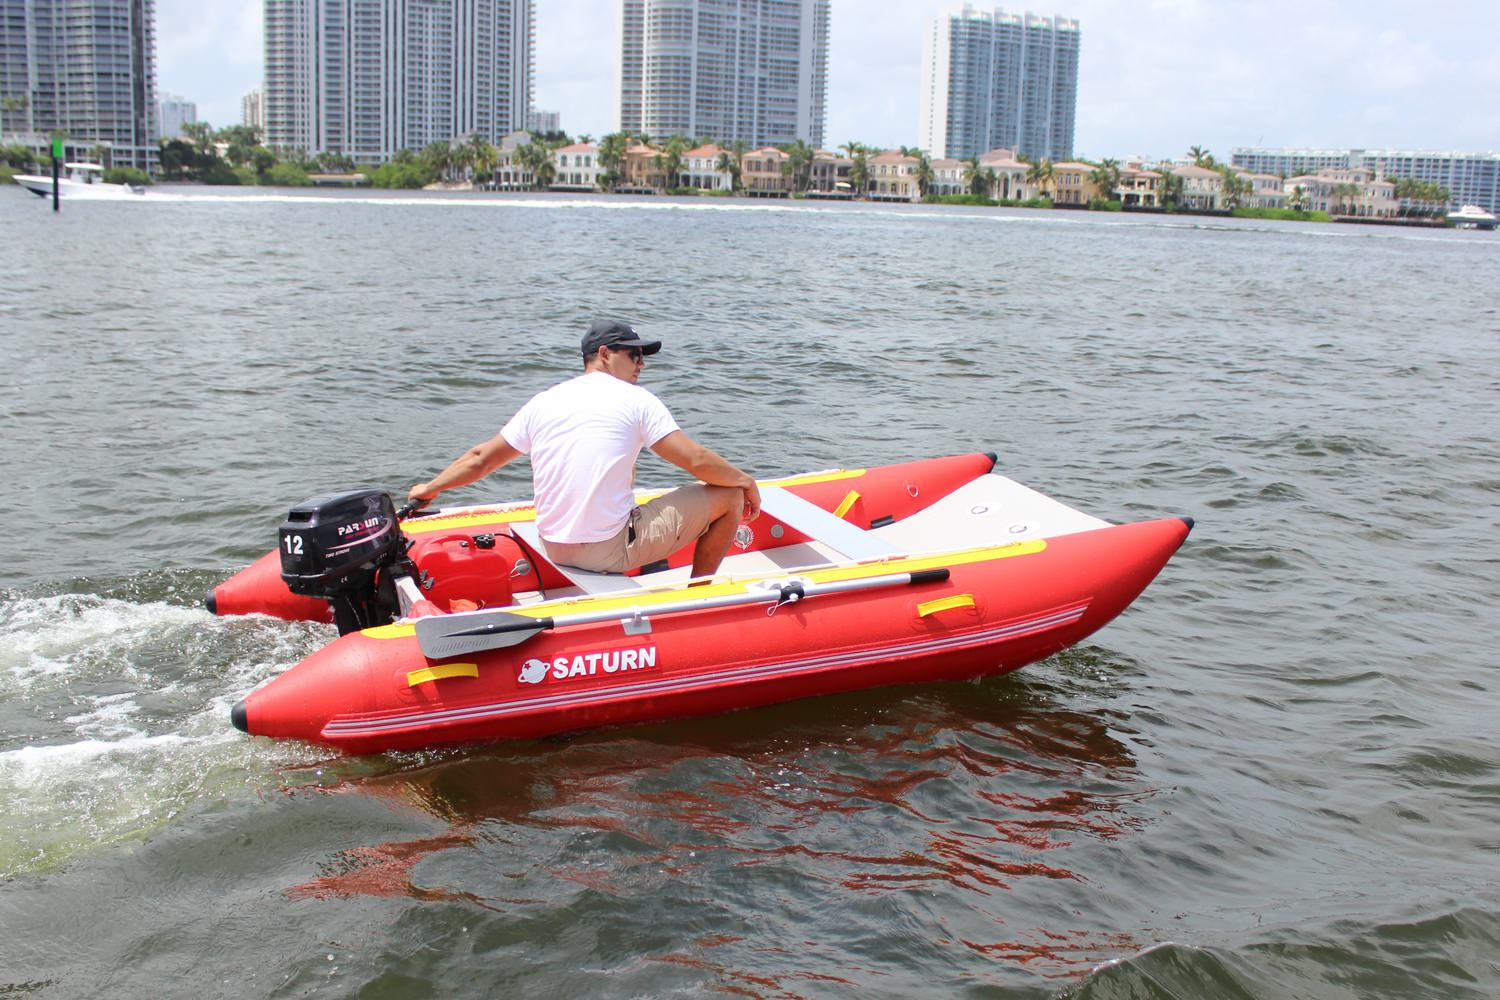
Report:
543,485,718,574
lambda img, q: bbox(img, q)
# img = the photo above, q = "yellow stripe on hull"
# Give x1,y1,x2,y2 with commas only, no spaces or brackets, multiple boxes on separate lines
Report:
362,539,1045,641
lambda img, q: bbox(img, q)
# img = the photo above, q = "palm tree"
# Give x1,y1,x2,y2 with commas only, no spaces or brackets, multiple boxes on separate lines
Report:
420,140,453,181
0,93,30,133
779,138,813,193
598,132,629,191
1089,157,1122,202
1026,158,1055,200
849,151,871,198
1158,168,1184,209
448,140,474,183
962,155,983,196
518,140,555,190
1333,181,1359,216
1288,185,1307,212
982,167,999,200
914,151,934,199
1216,165,1249,209
1187,145,1215,168
466,133,497,183
656,134,687,190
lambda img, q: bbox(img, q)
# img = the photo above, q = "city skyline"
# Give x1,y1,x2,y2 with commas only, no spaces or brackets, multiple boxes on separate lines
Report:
263,0,532,160
919,7,1080,162
620,0,829,151
149,0,1499,160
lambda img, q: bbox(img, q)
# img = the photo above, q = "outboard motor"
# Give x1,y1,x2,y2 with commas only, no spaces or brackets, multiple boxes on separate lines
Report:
278,489,410,635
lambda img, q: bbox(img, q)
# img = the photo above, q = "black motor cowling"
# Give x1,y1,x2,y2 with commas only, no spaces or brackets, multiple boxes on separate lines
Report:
279,489,407,635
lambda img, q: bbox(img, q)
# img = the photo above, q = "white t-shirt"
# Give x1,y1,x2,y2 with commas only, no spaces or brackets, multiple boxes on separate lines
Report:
500,371,681,543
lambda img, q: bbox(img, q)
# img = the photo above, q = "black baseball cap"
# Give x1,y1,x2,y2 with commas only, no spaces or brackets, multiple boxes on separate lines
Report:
582,319,662,358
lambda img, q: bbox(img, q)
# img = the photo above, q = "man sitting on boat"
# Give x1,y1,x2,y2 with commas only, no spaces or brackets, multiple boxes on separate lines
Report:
408,319,761,578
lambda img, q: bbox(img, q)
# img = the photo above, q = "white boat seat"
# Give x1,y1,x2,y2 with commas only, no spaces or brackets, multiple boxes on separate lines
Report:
507,521,643,595
757,485,901,561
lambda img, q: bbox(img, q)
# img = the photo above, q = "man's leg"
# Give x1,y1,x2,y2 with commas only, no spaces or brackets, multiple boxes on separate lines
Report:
689,486,745,579
627,484,745,579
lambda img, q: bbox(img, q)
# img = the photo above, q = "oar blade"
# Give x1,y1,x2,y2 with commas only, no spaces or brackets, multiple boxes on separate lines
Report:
414,610,548,659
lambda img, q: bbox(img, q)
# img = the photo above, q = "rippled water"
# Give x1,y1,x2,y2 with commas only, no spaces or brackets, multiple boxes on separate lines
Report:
2,188,1498,997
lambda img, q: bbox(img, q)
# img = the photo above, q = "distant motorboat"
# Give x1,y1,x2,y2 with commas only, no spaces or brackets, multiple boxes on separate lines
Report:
12,162,145,200
1447,204,1497,230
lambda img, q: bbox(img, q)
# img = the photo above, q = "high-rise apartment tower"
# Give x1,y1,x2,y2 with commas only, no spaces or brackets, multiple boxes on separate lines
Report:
264,0,533,161
619,0,829,149
0,0,158,169
919,5,1079,161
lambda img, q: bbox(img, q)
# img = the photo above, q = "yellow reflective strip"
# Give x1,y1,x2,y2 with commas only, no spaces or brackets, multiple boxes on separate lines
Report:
762,468,867,488
833,490,861,519
406,662,479,686
402,508,536,535
917,594,977,618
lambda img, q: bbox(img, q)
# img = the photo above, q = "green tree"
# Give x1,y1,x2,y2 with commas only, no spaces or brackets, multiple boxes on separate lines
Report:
198,159,241,185
714,147,740,192
267,162,312,186
1333,181,1359,216
849,151,871,197
1187,145,1215,168
466,134,497,183
1,142,35,169
370,159,435,189
1026,158,1056,200
962,156,984,197
1158,168,1184,209
1089,158,1122,201
181,121,217,154
103,166,150,186
914,151,934,198
598,132,629,191
1217,165,1250,209
420,140,453,182
0,93,31,133
250,146,277,179
217,125,264,166
658,134,688,189
778,138,813,193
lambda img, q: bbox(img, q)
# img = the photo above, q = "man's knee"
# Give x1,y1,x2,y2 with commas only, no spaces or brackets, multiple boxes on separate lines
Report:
708,485,744,520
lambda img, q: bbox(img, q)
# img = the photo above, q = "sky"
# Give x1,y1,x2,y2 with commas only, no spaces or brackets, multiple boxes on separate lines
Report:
157,0,1499,163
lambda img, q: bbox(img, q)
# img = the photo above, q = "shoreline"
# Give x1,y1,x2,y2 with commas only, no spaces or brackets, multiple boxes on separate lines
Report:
8,179,1471,230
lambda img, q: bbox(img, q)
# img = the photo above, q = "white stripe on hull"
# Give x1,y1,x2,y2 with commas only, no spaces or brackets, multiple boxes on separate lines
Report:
322,602,1090,738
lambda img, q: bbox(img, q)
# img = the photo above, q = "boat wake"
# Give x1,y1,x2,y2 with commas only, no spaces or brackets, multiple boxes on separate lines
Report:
0,589,328,876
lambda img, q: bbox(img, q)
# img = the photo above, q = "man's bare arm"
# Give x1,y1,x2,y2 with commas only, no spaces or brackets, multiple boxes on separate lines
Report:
408,434,522,503
650,431,760,521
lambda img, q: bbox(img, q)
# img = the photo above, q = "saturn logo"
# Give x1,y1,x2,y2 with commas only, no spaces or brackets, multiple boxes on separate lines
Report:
518,658,549,685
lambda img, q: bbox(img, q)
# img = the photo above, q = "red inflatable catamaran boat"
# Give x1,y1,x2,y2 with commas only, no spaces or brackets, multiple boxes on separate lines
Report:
209,453,1191,754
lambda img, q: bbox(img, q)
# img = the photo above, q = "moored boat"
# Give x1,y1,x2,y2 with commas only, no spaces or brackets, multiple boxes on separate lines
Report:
1447,205,1497,230
211,453,1192,754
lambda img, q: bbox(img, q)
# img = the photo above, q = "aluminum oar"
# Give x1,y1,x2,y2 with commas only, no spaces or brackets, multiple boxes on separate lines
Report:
414,568,950,659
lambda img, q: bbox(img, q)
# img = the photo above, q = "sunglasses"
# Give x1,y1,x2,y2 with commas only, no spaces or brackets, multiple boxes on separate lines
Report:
611,346,644,362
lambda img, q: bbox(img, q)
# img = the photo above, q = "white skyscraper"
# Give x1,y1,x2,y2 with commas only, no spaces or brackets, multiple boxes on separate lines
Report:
919,5,1079,162
158,93,196,139
618,0,829,150
264,0,533,161
0,0,159,169
242,87,265,131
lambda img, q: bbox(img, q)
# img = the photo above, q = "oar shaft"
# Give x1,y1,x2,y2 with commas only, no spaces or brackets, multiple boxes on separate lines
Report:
545,569,949,631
